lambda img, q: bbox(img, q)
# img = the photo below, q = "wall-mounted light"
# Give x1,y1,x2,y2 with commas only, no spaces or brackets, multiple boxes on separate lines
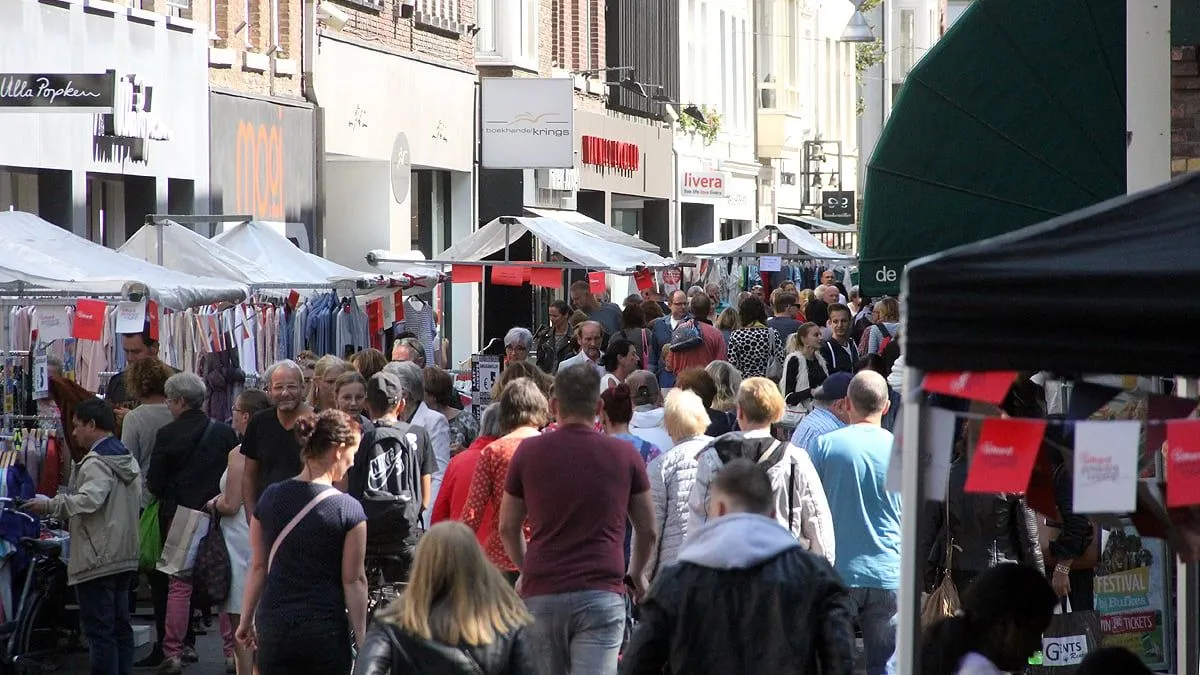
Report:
466,23,482,36
316,1,349,30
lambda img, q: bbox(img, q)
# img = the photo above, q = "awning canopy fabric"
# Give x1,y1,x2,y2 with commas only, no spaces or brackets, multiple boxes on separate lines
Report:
777,213,857,233
680,224,855,260
120,221,275,286
0,211,248,309
438,216,676,272
213,221,443,294
904,173,1200,376
858,0,1126,297
525,207,661,252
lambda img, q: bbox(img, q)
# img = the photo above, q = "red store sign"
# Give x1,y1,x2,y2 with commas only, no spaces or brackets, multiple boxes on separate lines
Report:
581,135,640,172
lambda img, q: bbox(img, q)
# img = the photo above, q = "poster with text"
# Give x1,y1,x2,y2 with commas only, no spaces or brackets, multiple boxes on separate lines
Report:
1094,524,1173,672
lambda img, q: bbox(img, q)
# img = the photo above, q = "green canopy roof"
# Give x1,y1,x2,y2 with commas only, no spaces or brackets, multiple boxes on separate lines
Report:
858,0,1126,297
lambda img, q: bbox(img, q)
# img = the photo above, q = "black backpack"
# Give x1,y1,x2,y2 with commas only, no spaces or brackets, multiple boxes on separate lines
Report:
878,325,901,377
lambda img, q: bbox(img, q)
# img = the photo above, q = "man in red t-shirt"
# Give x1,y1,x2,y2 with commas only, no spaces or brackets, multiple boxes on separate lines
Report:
500,363,657,675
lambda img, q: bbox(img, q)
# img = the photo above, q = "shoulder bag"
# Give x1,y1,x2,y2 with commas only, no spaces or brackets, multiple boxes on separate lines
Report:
268,487,340,572
921,497,961,628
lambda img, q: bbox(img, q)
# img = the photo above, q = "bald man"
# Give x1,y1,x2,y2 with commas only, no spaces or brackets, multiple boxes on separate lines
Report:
807,369,901,675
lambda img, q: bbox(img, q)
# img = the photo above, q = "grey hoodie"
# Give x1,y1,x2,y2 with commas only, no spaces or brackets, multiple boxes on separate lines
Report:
678,512,801,570
49,440,142,585
630,405,673,453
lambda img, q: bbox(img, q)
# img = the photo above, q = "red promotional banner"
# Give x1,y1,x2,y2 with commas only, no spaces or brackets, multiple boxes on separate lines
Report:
491,266,525,286
394,291,405,322
1167,419,1200,507
964,418,1047,494
588,271,606,295
922,371,1018,405
72,299,107,341
366,299,384,335
146,300,160,341
530,267,562,289
451,264,484,284
633,268,654,291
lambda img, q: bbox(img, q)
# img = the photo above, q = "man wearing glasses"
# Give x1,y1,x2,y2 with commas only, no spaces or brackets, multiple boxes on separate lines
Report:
648,291,692,388
240,359,313,521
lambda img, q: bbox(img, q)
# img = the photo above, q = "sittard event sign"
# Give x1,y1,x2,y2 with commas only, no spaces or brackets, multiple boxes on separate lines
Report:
0,72,117,113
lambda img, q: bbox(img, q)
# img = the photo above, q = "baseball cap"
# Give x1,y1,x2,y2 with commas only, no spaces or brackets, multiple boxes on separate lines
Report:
813,372,852,401
367,371,404,405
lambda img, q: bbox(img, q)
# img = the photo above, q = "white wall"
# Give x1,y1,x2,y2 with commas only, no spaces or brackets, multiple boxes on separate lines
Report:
448,171,478,366
322,159,395,270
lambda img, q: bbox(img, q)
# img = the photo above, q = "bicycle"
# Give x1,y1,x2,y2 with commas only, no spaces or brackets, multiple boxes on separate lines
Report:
0,499,71,674
364,553,409,623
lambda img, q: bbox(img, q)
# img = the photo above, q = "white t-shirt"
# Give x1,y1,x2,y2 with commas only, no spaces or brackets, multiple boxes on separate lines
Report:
955,652,1004,675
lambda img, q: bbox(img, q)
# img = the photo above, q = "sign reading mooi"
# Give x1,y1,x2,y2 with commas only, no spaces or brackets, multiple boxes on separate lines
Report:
0,72,116,112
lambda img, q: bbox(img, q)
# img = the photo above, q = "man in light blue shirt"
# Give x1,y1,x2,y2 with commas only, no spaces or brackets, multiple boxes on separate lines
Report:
790,372,851,453
809,370,900,675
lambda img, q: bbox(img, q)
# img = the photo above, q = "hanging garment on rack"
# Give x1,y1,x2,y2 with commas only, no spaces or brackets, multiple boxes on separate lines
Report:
403,297,435,357
36,434,61,497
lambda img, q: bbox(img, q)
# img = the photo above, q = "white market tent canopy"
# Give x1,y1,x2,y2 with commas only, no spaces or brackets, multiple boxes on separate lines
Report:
679,223,855,260
120,221,275,286
0,211,247,309
525,207,661,252
778,213,858,233
423,216,676,273
213,221,443,295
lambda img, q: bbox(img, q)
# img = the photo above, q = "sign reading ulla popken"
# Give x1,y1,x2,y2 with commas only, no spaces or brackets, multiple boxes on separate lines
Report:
0,71,116,112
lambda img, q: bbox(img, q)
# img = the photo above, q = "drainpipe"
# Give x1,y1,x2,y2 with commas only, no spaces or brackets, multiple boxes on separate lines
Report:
750,0,762,230
301,0,325,254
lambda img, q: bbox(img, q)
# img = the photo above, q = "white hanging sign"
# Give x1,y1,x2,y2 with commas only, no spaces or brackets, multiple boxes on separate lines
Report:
1073,420,1140,514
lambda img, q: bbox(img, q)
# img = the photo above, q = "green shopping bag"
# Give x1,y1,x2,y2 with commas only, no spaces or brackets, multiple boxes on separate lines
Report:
139,499,163,573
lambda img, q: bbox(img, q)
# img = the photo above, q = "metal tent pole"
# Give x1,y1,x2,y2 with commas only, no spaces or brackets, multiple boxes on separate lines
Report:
897,365,926,675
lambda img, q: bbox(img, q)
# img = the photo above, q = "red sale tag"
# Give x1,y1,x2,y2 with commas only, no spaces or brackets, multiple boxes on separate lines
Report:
366,299,384,335
72,299,107,341
964,417,1047,494
451,264,484,283
530,267,562,289
1167,419,1200,507
633,268,654,291
588,271,606,295
491,266,525,286
922,371,1018,405
146,300,160,341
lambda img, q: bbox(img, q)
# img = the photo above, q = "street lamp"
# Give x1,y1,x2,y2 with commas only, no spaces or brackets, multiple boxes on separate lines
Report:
841,0,876,42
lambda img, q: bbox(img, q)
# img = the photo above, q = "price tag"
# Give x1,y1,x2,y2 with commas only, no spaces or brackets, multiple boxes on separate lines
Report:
32,354,49,400
759,255,782,272
114,301,148,334
37,307,71,343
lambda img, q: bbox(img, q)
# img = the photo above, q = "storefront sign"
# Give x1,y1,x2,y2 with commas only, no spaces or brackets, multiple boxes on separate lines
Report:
209,93,316,237
822,190,856,224
0,71,115,112
680,171,728,198
481,78,574,169
581,136,639,172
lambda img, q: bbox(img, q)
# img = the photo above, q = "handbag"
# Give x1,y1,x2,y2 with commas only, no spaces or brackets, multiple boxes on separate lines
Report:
269,487,340,571
668,319,703,352
156,506,211,577
920,499,961,628
138,498,163,573
192,505,232,604
765,328,784,381
1026,599,1103,674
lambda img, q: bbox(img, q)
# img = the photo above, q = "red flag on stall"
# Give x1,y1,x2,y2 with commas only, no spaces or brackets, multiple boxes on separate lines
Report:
633,268,654,291
491,266,525,286
588,271,606,295
922,371,1018,405
530,267,562,289
1167,419,1200,507
452,264,484,283
72,299,107,341
146,300,160,341
366,299,384,335
394,291,405,322
964,417,1047,494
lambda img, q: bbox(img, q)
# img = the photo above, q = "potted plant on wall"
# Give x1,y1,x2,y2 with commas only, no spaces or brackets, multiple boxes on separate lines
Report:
677,105,723,146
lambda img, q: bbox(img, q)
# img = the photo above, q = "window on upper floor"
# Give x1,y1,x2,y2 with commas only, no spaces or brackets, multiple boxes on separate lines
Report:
477,0,538,70
898,9,916,79
757,0,802,111
417,0,459,25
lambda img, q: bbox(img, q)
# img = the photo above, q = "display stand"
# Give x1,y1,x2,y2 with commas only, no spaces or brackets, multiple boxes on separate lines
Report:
470,354,502,422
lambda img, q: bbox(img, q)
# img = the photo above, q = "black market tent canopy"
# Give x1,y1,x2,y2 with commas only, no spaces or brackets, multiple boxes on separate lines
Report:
857,0,1126,297
410,215,677,273
679,223,855,260
904,172,1200,377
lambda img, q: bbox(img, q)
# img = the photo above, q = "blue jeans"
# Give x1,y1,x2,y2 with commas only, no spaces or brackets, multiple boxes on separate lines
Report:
76,571,136,675
525,590,625,675
849,587,898,675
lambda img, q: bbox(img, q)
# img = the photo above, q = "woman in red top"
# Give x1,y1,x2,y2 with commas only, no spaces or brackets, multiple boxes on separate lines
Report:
430,403,502,548
461,379,548,582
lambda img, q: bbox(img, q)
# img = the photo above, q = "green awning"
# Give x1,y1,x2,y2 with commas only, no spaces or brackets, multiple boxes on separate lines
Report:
858,0,1126,297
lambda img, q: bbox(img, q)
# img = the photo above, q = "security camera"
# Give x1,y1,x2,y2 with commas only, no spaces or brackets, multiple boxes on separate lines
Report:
317,1,349,30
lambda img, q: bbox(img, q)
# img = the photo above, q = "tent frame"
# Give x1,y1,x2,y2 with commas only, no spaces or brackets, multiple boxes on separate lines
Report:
680,223,857,263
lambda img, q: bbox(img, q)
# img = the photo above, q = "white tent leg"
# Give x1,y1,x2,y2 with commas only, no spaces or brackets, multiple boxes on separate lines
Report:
897,366,925,674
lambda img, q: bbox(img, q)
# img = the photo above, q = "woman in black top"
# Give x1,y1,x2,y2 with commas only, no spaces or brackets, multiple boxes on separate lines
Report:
238,410,368,675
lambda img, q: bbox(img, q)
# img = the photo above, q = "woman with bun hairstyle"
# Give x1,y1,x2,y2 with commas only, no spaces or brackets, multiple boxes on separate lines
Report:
237,409,369,675
921,563,1057,675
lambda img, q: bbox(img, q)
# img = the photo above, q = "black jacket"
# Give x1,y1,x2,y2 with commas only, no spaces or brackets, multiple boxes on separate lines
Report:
620,513,856,675
1049,461,1094,561
147,409,237,529
921,456,1043,587
353,620,540,675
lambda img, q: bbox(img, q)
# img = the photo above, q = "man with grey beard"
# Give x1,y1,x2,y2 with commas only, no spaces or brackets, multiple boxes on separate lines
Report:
241,359,312,521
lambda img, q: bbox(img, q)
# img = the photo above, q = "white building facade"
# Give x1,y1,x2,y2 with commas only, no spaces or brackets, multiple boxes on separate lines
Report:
676,0,761,249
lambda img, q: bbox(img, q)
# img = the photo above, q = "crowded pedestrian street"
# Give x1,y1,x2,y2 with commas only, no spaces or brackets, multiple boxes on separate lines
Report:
0,0,1197,673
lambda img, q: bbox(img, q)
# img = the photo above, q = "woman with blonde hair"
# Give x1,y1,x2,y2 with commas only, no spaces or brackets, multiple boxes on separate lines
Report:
489,361,553,400
781,322,829,410
644,389,711,580
309,355,352,412
714,307,740,343
796,288,815,318
704,361,743,413
353,522,537,674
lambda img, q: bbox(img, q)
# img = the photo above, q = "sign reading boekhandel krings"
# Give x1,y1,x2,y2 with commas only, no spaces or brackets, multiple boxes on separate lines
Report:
481,78,574,169
0,71,116,113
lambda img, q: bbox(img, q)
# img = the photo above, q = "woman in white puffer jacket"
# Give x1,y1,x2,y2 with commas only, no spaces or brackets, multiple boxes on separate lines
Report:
643,389,713,581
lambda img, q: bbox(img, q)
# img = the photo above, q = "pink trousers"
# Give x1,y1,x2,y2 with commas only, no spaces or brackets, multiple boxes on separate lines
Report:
164,578,235,658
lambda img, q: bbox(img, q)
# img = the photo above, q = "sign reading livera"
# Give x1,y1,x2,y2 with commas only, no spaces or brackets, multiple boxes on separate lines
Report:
680,171,729,198
481,78,573,169
0,72,116,112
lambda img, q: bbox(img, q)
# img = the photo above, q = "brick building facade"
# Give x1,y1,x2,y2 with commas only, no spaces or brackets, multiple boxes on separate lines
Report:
1172,45,1200,176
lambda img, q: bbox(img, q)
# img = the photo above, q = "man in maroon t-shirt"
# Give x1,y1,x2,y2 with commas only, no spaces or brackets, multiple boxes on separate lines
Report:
500,363,657,675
